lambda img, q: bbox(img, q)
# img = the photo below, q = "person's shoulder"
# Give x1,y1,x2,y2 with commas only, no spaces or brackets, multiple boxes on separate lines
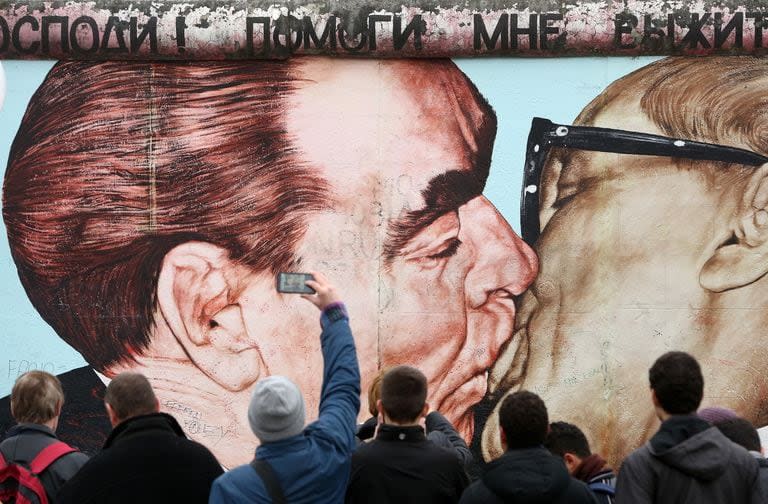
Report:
420,438,465,464
169,436,223,470
459,479,497,504
211,462,263,498
720,434,762,473
57,449,90,471
563,477,600,503
216,463,258,484
622,442,652,466
351,438,381,462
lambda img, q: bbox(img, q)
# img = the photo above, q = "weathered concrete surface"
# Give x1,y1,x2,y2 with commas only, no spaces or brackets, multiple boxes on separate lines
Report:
0,2,765,61
0,0,768,59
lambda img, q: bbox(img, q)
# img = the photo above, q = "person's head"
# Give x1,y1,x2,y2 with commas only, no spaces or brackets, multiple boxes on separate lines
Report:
498,390,548,451
247,376,306,443
103,372,159,427
649,351,704,418
485,56,768,464
379,366,428,425
714,417,763,454
698,406,738,424
544,421,591,474
10,371,64,429
367,368,389,418
5,59,537,464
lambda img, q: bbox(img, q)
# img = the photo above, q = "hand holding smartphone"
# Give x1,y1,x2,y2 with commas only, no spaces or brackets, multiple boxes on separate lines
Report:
276,272,316,294
277,271,342,311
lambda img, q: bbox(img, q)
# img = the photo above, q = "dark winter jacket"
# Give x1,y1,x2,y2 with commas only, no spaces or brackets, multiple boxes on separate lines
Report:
615,415,762,504
0,423,89,502
209,303,361,504
57,412,223,504
459,447,598,504
753,453,768,502
347,424,470,504
356,411,473,468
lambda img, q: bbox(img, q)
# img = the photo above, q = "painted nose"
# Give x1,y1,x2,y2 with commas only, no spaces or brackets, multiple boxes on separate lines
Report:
461,197,538,309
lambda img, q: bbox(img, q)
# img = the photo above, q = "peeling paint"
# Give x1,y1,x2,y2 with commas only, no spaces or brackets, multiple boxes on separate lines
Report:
0,1,766,59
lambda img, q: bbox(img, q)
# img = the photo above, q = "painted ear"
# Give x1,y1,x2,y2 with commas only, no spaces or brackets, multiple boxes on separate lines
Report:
156,242,262,392
701,165,768,292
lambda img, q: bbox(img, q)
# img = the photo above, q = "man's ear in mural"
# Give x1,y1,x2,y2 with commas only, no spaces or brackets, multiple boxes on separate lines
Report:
701,164,768,292
156,242,263,392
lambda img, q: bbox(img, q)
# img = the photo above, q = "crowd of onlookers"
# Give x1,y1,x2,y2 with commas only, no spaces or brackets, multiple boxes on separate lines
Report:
0,274,766,503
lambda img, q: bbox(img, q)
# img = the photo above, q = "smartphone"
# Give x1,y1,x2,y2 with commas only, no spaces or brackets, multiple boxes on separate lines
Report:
276,272,316,294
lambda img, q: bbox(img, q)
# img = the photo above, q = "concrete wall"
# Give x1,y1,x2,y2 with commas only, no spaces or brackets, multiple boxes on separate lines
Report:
0,53,766,466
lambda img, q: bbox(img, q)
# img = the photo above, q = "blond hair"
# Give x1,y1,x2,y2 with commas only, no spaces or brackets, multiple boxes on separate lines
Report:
367,368,391,417
10,371,64,424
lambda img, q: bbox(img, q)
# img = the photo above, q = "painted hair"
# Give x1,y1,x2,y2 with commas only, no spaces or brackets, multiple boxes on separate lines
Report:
3,61,329,371
577,56,768,158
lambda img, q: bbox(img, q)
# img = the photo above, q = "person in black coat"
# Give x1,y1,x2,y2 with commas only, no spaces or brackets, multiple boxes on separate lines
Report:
460,391,597,504
56,372,223,504
347,366,469,504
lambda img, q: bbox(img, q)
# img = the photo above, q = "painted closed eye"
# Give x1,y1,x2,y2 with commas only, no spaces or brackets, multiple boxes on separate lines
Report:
400,211,462,266
552,189,579,209
426,237,462,259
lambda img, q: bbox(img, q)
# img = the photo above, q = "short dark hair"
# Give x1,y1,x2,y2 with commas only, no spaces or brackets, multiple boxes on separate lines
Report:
649,351,703,415
104,372,158,422
544,421,591,458
499,390,548,449
380,366,427,423
715,418,761,452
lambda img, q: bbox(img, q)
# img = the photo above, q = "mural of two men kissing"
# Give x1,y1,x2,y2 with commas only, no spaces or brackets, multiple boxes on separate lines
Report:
1,56,766,468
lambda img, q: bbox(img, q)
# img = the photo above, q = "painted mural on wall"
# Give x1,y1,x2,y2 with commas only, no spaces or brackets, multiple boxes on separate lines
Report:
1,0,768,58
1,56,767,469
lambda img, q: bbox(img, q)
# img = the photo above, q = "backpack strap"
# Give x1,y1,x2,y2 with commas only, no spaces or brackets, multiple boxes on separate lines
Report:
28,442,76,475
588,482,616,496
250,458,286,504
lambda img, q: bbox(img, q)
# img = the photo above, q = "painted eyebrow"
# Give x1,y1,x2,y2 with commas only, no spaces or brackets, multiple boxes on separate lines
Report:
382,170,486,264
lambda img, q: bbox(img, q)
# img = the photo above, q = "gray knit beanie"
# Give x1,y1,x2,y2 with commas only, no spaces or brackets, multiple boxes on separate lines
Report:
248,376,306,442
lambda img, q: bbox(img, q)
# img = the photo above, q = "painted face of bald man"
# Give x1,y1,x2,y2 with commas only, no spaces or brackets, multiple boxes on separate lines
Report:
272,59,538,440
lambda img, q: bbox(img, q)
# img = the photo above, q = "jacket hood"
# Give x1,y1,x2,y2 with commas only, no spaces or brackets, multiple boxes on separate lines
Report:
649,415,731,481
482,447,571,503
